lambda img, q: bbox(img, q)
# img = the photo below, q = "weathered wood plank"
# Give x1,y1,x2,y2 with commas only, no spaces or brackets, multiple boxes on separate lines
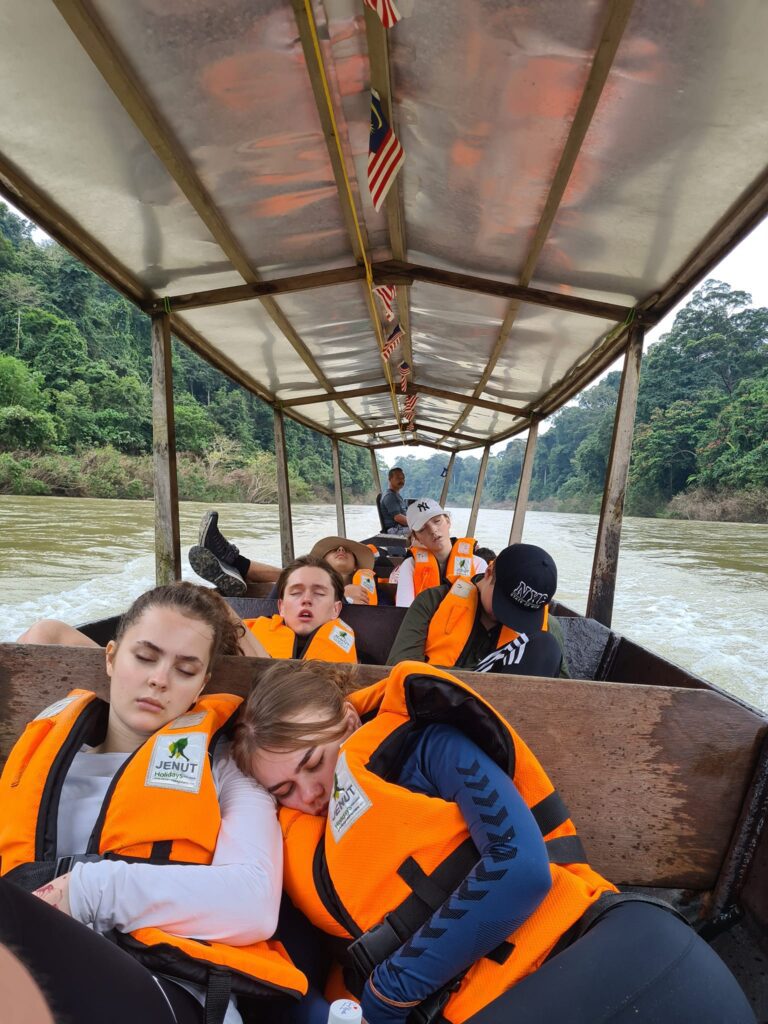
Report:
151,313,181,583
331,438,346,538
467,445,490,537
509,422,538,545
273,408,295,565
587,325,644,625
439,452,456,507
1,645,764,892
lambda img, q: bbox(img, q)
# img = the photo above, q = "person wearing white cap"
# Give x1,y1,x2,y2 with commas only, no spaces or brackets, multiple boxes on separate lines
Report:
389,498,487,607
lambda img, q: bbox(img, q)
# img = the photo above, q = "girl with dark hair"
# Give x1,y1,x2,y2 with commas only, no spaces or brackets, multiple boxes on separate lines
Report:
1,582,303,1024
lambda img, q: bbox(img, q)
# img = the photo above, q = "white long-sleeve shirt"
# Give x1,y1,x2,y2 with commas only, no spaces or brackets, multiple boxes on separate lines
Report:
60,741,281,1023
392,553,488,607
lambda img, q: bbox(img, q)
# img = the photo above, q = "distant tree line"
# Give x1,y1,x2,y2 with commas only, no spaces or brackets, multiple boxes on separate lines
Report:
0,202,765,519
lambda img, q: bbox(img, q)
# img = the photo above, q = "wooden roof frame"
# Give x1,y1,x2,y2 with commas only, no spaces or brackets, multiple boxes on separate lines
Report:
1,0,766,455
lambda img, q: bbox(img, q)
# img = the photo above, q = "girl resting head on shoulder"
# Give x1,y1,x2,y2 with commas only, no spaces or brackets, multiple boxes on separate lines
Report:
233,659,756,1024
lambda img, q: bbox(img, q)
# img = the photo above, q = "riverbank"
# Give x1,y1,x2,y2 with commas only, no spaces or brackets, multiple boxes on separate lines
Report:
490,488,768,524
0,448,372,504
2,449,766,523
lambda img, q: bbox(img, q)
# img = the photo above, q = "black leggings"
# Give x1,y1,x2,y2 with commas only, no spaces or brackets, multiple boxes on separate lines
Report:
467,902,756,1023
0,878,202,1024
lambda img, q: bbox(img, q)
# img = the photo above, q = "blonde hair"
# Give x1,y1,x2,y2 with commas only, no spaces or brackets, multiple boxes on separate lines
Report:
233,660,359,773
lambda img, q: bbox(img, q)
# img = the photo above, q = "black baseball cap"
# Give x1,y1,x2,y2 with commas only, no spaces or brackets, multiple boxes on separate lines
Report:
491,543,557,632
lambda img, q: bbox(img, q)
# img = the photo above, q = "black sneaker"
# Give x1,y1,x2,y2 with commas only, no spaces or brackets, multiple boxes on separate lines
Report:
199,510,240,564
189,545,247,597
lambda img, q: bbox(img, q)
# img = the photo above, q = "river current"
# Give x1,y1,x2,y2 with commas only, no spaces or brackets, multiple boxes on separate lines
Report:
1,495,765,710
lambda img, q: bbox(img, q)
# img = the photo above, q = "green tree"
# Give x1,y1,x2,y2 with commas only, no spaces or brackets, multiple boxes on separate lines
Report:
0,354,46,410
0,405,57,449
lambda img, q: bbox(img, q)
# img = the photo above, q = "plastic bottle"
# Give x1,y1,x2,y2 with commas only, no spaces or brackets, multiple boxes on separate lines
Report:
328,999,363,1024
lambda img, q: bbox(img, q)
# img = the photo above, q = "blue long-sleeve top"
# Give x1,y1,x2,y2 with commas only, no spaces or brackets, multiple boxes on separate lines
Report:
361,724,552,1024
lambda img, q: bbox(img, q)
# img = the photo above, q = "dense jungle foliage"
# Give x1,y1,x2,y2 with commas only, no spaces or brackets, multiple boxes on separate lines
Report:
0,203,766,520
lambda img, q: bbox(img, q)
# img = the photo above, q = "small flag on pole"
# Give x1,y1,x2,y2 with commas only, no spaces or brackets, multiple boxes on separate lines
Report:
404,392,417,418
440,466,448,478
374,283,396,322
380,322,404,361
398,360,410,392
368,89,405,212
363,0,402,29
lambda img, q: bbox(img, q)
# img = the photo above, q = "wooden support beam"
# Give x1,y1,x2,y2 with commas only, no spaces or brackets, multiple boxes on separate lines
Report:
509,423,539,545
414,424,492,446
331,438,347,538
283,384,391,409
440,452,456,507
374,260,647,325
417,385,529,418
467,446,491,536
151,313,180,584
273,408,295,566
587,325,644,626
370,449,381,493
144,265,366,314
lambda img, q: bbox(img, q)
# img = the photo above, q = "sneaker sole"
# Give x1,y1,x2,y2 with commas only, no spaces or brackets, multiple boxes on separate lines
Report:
188,545,247,597
199,510,217,548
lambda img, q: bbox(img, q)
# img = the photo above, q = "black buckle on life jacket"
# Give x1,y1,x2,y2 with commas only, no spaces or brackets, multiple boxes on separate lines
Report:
408,976,463,1024
345,912,406,986
55,853,103,876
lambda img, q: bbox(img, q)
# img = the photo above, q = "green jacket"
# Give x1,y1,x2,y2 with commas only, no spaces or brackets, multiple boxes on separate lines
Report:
387,582,570,678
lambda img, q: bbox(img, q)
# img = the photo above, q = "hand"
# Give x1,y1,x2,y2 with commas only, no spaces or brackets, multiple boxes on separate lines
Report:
32,873,72,916
344,584,371,605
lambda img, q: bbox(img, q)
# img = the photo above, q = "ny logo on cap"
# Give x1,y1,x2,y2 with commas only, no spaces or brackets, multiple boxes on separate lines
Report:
512,580,548,609
417,501,429,511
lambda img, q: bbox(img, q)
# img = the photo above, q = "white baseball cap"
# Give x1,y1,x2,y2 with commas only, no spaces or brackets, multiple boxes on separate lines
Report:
406,498,446,532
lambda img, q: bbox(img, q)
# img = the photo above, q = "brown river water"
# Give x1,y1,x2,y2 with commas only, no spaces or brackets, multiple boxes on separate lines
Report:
1,495,766,711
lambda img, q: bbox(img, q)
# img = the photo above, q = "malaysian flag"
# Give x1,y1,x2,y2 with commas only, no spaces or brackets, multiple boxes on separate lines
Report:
381,322,404,360
374,283,396,322
398,360,410,392
404,392,417,419
368,90,405,212
363,0,402,29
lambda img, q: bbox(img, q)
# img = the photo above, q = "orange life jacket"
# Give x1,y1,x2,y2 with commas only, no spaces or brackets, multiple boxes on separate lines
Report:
280,663,615,1023
244,615,358,662
409,537,477,596
0,690,307,1006
425,578,548,667
351,568,378,606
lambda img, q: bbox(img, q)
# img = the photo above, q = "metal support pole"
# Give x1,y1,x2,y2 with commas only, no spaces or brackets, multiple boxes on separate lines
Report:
439,452,456,507
587,324,644,625
369,448,380,493
467,446,490,537
509,422,539,545
331,438,347,538
273,407,295,565
151,312,180,584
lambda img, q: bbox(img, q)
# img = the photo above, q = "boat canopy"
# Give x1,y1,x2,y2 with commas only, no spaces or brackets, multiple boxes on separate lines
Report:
1,0,767,452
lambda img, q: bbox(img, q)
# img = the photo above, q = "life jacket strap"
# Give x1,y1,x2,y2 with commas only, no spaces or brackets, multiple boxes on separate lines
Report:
343,838,479,993
544,835,587,865
205,968,232,1024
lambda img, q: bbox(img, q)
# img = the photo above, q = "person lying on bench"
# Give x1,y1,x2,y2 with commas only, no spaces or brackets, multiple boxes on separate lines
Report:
242,556,359,663
189,511,379,604
387,543,569,678
389,498,488,606
0,581,303,1024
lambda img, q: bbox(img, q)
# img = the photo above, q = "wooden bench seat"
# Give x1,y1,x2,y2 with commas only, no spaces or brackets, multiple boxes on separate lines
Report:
2,643,766,906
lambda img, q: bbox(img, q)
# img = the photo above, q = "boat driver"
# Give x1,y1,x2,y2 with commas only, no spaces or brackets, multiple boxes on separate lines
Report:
387,542,569,678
